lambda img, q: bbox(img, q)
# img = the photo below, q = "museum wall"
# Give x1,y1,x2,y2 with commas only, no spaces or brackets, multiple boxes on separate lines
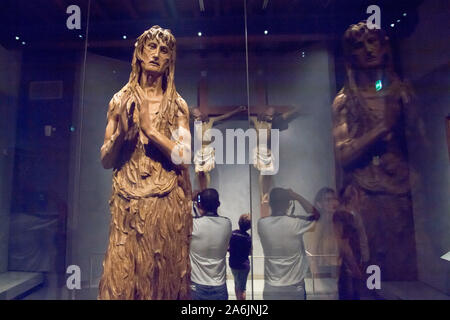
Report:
399,0,450,294
70,41,336,284
178,50,251,231
248,42,337,275
69,53,131,285
0,45,21,273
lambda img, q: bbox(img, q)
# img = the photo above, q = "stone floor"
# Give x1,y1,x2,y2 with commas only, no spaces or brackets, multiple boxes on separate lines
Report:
0,272,44,300
19,275,341,300
4,272,449,300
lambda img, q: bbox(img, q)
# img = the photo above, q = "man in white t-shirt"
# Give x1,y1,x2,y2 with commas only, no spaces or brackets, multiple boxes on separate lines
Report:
258,187,320,300
190,188,232,300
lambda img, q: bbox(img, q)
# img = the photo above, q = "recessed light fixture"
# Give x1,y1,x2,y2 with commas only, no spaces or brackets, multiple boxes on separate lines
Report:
122,35,127,40
264,30,268,35
15,36,20,40
391,23,395,28
397,19,400,23
198,32,202,37
403,13,407,17
79,35,83,39
22,41,26,45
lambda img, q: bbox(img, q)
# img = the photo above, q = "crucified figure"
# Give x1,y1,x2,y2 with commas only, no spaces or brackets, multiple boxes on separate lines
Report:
250,106,299,216
191,105,247,190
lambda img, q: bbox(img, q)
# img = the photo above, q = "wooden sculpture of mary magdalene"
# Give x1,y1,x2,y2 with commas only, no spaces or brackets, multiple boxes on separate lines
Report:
98,26,192,299
332,22,420,280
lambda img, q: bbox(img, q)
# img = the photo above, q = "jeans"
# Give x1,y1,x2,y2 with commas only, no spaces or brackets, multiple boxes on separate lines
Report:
231,268,250,291
263,279,306,300
190,281,229,300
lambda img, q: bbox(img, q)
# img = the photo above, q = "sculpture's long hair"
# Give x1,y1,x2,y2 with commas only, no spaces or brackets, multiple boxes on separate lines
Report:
115,25,178,133
341,21,401,136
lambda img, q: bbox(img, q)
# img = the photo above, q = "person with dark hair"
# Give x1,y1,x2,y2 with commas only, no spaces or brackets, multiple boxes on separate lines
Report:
258,187,320,300
333,210,363,300
190,188,232,300
228,214,252,300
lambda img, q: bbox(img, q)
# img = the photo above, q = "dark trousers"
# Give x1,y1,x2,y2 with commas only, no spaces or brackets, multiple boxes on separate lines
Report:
191,281,228,300
338,268,361,300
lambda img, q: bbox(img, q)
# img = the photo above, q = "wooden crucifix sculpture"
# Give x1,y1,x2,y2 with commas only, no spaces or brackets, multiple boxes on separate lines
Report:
191,78,247,191
192,77,299,215
249,78,300,217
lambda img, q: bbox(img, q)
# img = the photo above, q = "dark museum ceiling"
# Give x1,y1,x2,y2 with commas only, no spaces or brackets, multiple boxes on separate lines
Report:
0,0,423,56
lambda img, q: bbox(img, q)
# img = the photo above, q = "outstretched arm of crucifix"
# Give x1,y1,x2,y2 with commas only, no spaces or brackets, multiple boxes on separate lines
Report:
280,107,300,122
210,105,247,124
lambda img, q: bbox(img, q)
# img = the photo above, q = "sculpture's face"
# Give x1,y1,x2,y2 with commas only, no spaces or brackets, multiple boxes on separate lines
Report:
140,39,172,75
263,107,276,121
192,108,208,122
351,31,386,69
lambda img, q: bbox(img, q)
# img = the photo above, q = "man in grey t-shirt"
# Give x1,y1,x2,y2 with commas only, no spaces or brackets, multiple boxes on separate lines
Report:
258,188,320,300
190,188,232,300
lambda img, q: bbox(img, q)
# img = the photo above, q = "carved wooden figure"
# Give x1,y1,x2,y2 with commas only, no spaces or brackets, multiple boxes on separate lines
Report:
250,107,299,217
191,105,246,191
332,22,417,280
98,26,192,299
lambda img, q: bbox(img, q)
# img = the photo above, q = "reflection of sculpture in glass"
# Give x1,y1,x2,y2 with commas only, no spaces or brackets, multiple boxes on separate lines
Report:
98,26,192,299
332,22,417,280
250,107,298,216
191,106,246,191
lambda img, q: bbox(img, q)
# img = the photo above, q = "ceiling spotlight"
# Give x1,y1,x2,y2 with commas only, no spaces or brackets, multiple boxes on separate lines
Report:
79,35,83,39
198,32,202,37
21,41,26,45
15,36,20,40
397,19,400,23
403,13,407,17
122,35,127,40
264,30,268,35
390,23,395,28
